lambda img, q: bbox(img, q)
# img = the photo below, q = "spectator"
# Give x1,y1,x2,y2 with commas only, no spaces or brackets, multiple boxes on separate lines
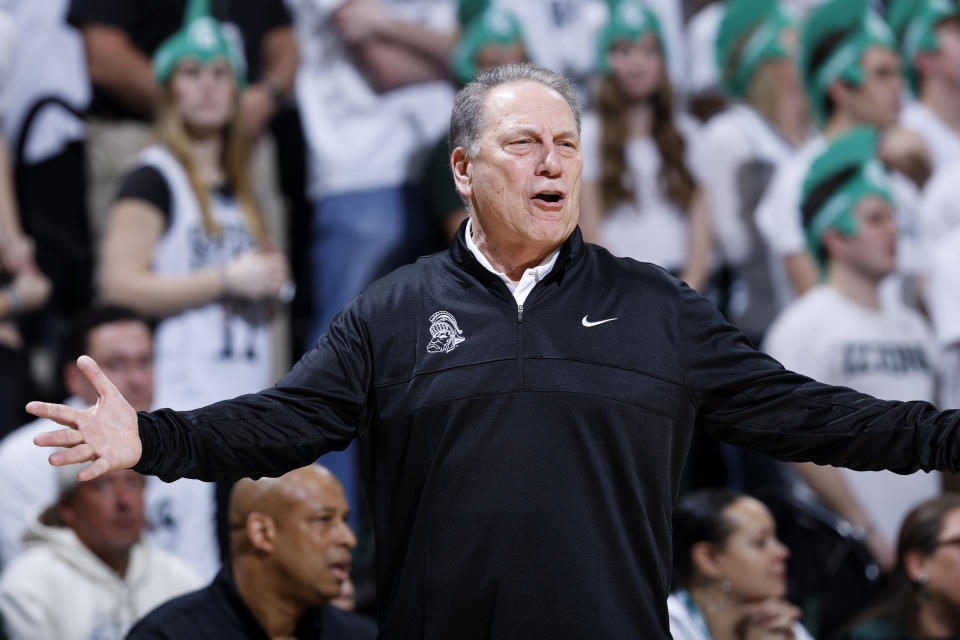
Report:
754,0,918,302
764,126,940,559
580,0,712,293
0,306,220,579
67,0,297,249
841,493,960,640
287,0,457,535
127,465,375,639
696,0,809,347
0,4,53,436
0,466,201,640
2,0,93,357
420,2,527,243
98,5,288,412
891,0,960,171
927,224,960,411
668,488,813,640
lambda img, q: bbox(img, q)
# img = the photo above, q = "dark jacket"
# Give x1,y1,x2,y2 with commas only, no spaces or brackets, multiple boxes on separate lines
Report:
135,225,960,639
126,569,375,639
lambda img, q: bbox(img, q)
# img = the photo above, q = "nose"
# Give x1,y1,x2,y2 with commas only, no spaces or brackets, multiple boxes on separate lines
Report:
773,538,790,561
535,143,563,178
338,518,358,550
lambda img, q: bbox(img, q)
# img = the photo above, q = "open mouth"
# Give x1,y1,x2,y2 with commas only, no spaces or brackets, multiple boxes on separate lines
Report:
328,560,352,580
532,191,564,204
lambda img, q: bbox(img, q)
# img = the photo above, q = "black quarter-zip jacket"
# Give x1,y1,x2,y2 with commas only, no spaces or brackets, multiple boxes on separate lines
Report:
135,225,960,639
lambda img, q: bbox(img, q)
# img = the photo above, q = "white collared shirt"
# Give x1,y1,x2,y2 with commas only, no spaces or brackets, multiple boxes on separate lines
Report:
464,218,560,306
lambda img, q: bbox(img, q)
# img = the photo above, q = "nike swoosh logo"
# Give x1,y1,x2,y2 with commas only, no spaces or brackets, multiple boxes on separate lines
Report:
582,315,618,327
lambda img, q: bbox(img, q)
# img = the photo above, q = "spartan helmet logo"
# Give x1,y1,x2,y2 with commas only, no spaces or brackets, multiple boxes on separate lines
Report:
427,311,465,354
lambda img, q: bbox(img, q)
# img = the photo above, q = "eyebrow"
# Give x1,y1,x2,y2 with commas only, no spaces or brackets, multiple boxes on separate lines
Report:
503,127,579,140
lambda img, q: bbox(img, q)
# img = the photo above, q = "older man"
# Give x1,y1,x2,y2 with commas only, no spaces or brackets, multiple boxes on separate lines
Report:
127,465,374,639
29,63,960,638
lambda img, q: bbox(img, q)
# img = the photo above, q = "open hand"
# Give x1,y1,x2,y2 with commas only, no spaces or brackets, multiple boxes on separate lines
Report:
26,355,142,481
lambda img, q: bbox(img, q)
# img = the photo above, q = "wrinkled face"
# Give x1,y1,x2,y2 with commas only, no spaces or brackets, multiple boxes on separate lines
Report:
272,474,357,606
171,57,236,134
713,497,790,602
832,195,898,279
59,470,147,560
608,33,665,100
475,42,526,75
79,321,153,412
845,47,903,127
922,508,960,611
460,81,582,258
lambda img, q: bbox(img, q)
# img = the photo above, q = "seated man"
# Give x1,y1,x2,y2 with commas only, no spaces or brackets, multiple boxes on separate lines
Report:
0,466,200,640
0,306,219,578
127,465,375,639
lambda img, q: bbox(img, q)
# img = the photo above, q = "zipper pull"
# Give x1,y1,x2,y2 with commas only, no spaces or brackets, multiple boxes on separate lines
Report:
517,304,523,322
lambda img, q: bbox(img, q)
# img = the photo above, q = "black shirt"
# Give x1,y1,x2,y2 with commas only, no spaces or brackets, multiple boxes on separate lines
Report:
134,224,960,638
68,0,291,120
126,569,376,639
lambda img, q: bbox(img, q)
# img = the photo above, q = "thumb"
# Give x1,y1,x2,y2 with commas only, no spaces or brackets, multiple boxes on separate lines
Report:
76,355,119,400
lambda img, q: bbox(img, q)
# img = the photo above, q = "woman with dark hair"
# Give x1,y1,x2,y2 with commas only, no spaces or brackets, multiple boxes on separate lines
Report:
669,488,813,640
580,0,712,293
842,494,960,640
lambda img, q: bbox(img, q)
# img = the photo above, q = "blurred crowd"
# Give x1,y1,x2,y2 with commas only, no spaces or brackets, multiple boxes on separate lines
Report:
1,0,960,637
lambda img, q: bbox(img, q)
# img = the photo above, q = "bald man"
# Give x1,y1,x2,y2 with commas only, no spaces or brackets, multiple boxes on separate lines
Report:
126,465,375,639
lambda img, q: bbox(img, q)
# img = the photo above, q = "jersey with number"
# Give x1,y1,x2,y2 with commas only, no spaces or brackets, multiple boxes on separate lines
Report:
763,285,939,544
138,145,274,411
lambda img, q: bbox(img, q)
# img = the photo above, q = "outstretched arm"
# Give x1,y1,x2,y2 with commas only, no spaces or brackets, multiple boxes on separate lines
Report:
28,355,142,480
30,294,372,483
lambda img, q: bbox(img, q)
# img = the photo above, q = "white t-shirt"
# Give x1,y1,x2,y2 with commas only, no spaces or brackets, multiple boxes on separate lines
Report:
927,227,960,409
667,592,815,640
684,3,724,96
287,0,455,200
763,285,940,544
900,101,960,172
581,110,700,272
918,159,960,268
694,105,798,266
0,0,87,164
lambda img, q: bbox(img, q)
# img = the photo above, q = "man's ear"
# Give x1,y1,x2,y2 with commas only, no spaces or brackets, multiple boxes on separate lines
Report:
451,147,472,201
821,227,848,262
246,512,276,554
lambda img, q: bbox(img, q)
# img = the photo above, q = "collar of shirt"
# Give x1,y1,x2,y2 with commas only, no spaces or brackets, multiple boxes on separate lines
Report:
464,218,560,306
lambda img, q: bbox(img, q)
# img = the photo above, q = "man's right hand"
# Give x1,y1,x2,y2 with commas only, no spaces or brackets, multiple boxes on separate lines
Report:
26,355,142,481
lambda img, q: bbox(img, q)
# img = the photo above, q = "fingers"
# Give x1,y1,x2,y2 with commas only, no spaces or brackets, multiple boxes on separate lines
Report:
49,444,96,467
78,457,112,482
34,428,83,448
77,355,119,399
25,401,81,428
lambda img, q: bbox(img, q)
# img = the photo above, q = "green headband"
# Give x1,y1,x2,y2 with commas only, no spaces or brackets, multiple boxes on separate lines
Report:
802,0,896,124
153,0,246,87
716,0,795,98
891,0,960,93
451,7,524,83
801,127,892,273
596,0,666,75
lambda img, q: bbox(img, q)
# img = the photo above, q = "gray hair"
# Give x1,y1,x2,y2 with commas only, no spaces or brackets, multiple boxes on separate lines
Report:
448,63,582,157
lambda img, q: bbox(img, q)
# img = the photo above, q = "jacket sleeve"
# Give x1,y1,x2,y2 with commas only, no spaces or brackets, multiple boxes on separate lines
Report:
675,282,960,473
134,295,374,482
